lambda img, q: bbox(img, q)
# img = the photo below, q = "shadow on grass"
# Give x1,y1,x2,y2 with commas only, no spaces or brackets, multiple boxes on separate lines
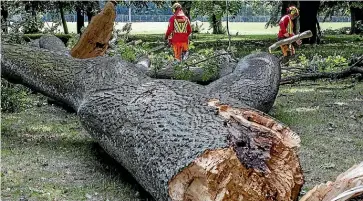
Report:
91,143,155,201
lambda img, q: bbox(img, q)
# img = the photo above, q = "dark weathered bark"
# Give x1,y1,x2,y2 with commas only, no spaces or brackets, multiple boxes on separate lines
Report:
76,6,85,34
1,3,9,33
350,6,363,34
1,41,304,200
59,2,69,34
299,1,320,44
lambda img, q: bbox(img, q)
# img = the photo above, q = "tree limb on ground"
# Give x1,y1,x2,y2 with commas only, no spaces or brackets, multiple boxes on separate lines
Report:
1,42,306,200
269,30,313,53
281,57,363,85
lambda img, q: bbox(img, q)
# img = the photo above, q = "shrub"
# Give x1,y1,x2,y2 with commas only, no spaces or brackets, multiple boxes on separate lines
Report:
1,79,32,113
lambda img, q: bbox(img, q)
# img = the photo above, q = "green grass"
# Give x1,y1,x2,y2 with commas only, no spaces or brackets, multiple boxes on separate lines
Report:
271,81,363,193
1,94,150,201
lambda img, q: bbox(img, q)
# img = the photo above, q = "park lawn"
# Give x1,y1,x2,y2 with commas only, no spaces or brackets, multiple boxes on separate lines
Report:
47,21,351,35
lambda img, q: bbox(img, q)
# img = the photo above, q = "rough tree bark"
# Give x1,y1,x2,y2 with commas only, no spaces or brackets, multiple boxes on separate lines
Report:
58,2,69,35
1,3,9,33
71,1,116,59
1,42,305,201
299,1,320,44
350,5,363,34
76,6,85,35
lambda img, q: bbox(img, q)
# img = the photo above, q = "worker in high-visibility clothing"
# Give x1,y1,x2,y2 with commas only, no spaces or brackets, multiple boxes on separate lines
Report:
164,3,192,62
278,6,302,57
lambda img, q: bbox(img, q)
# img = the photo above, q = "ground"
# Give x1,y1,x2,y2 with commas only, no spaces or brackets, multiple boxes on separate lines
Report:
2,80,362,201
2,24,363,200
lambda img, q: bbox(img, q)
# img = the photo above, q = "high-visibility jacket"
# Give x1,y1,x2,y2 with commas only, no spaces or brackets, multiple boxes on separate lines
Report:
278,15,294,38
165,10,192,44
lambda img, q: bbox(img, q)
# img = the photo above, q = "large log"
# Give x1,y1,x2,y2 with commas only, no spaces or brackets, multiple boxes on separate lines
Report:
1,43,304,201
70,1,116,59
268,31,313,53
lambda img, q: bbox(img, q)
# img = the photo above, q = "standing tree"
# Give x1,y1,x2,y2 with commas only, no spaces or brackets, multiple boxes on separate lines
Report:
1,2,9,33
192,0,243,34
58,1,68,34
299,1,320,44
350,2,363,34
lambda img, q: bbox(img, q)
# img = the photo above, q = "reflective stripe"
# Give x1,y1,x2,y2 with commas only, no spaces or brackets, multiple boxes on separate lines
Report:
287,18,293,35
174,19,188,33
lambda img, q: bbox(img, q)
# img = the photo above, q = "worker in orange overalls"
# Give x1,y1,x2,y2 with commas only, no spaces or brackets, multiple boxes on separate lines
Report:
164,3,192,62
278,6,302,57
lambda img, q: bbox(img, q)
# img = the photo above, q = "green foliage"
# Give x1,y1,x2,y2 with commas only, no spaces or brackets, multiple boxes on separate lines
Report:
66,33,79,48
192,0,243,34
297,54,349,73
22,13,44,34
117,41,148,63
1,79,32,113
322,27,351,35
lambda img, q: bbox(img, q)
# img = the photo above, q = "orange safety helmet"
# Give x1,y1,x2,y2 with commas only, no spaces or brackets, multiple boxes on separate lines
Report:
287,6,299,18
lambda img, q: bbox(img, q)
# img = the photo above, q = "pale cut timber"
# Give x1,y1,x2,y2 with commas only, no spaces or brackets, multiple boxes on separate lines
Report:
168,99,304,201
70,1,116,59
299,162,363,201
268,30,313,53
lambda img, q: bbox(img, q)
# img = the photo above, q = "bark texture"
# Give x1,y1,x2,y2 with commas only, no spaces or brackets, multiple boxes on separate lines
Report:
71,1,116,59
2,42,303,201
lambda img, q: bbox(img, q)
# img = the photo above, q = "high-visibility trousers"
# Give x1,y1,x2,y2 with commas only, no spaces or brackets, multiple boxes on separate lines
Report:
172,42,189,61
280,44,295,57
278,37,295,57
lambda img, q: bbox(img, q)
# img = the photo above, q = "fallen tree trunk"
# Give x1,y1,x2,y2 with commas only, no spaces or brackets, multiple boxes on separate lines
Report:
300,162,363,201
1,43,304,200
268,31,313,53
70,1,116,59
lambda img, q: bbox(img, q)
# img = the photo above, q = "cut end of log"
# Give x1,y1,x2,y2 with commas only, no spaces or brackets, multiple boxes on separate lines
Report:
168,99,303,201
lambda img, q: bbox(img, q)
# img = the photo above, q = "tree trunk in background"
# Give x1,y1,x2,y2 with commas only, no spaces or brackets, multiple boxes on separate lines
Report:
299,1,320,44
211,13,223,34
350,6,363,34
86,11,94,23
1,3,8,33
76,6,85,34
59,2,69,34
